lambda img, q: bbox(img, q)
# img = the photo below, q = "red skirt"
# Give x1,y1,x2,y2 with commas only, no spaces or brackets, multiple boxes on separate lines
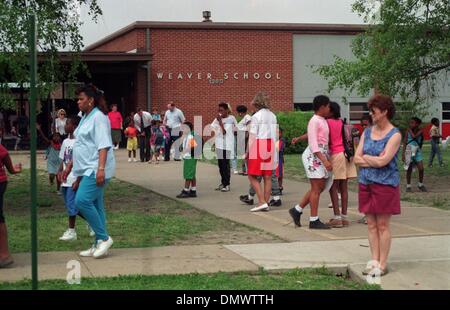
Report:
248,139,275,176
358,183,401,215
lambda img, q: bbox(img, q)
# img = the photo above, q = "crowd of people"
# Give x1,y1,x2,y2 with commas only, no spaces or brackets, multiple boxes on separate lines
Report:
0,85,448,278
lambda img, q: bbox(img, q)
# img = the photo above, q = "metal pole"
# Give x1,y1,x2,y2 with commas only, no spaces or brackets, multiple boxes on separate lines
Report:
28,13,38,290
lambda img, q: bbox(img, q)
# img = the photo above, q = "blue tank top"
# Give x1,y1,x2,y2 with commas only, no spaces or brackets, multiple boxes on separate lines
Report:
407,131,422,147
359,127,400,187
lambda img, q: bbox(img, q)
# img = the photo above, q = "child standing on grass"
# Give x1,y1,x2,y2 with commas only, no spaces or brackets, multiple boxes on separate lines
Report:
176,121,201,198
37,123,62,194
57,116,93,241
275,128,285,193
150,119,166,164
236,105,252,175
288,95,332,229
429,118,444,168
124,121,138,162
403,117,427,192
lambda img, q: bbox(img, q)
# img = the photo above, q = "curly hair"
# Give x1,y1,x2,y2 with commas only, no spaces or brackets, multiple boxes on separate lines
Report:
252,92,271,110
75,84,108,115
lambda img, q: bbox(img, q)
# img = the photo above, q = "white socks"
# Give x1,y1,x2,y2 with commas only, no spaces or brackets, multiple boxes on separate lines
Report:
191,187,196,191
418,182,424,187
294,204,303,213
184,188,189,192
334,215,342,220
406,184,412,188
310,216,319,222
273,196,280,201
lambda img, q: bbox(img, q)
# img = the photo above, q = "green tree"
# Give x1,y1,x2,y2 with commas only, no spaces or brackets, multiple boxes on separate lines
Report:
316,0,450,127
0,0,102,109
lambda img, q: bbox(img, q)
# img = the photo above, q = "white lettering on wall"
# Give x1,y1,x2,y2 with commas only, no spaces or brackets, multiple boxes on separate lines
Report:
197,73,202,79
207,73,212,79
168,73,173,80
187,73,193,79
157,73,164,79
265,73,272,79
155,72,282,82
276,73,281,80
243,73,249,79
224,73,229,80
233,73,239,80
253,73,260,80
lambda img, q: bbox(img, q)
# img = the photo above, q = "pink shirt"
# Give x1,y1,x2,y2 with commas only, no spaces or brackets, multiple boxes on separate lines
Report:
327,119,345,155
307,114,329,153
108,111,123,129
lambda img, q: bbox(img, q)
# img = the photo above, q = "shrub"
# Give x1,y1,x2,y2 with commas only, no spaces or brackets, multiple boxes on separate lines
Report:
275,111,313,154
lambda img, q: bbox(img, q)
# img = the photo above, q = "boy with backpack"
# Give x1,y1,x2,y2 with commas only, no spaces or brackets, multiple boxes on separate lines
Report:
150,120,167,164
326,102,357,228
403,117,427,192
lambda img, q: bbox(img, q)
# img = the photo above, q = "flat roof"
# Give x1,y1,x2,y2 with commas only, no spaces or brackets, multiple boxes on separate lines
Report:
85,21,367,51
56,51,152,62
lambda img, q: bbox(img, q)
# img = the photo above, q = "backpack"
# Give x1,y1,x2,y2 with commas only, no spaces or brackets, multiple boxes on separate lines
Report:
154,126,164,145
342,120,359,161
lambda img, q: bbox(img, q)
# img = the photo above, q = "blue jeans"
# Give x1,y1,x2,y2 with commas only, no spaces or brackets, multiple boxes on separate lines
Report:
429,139,443,166
62,186,78,217
75,173,109,241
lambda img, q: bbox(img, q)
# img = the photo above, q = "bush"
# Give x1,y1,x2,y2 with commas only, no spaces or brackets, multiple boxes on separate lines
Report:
276,111,313,154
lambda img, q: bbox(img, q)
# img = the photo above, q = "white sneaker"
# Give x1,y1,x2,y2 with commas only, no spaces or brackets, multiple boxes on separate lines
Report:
79,243,98,257
233,170,239,175
114,145,119,150
93,237,113,259
133,158,138,162
221,185,230,192
128,158,132,162
250,203,270,212
59,229,77,241
87,225,95,237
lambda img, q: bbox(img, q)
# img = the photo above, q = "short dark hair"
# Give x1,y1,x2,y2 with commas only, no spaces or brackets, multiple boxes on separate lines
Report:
137,107,143,112
329,101,341,119
236,105,248,113
361,114,372,125
313,95,330,112
411,117,422,125
431,117,439,126
67,116,80,127
368,94,395,120
184,121,193,131
75,84,108,115
218,102,229,111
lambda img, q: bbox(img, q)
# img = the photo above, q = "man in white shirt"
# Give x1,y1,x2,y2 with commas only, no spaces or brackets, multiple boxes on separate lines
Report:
163,102,185,161
133,108,153,162
210,102,238,192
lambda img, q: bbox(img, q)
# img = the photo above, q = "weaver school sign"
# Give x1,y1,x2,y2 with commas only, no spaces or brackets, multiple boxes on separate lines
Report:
156,72,282,81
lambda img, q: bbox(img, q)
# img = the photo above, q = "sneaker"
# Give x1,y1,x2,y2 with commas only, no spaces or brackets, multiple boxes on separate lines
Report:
440,163,445,167
215,184,224,191
221,185,230,192
288,208,302,227
189,190,197,197
328,202,333,208
114,145,119,150
239,195,254,205
233,170,239,175
250,203,269,212
79,243,98,257
406,187,412,192
309,219,331,229
59,229,77,241
269,199,282,207
128,158,132,162
87,225,95,237
56,190,62,196
0,256,14,268
93,237,113,259
327,218,344,228
176,190,191,198
357,216,367,225
418,185,428,192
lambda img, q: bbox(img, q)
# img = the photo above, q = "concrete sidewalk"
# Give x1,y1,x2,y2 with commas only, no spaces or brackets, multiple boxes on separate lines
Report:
1,236,448,289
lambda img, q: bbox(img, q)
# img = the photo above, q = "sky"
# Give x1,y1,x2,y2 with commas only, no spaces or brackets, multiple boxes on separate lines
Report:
79,0,365,47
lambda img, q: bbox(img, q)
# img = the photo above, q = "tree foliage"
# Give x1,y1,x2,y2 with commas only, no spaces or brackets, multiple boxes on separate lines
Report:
317,0,450,125
0,0,102,108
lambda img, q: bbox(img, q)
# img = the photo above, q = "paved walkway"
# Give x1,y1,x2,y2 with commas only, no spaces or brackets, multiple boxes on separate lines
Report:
1,150,449,290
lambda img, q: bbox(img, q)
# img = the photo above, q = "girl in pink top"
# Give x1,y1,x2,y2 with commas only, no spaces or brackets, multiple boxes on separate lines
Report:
326,102,357,228
289,95,332,230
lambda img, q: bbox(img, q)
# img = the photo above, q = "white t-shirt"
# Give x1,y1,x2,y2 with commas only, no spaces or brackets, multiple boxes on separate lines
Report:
237,114,252,131
55,118,67,135
164,108,185,129
211,115,238,150
59,138,76,187
249,109,277,139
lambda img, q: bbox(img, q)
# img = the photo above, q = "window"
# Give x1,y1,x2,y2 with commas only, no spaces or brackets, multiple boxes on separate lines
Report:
294,103,313,111
349,102,369,122
443,102,450,121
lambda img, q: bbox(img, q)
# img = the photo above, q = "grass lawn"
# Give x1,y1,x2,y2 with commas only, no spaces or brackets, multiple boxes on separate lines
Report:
0,268,379,290
4,170,281,254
